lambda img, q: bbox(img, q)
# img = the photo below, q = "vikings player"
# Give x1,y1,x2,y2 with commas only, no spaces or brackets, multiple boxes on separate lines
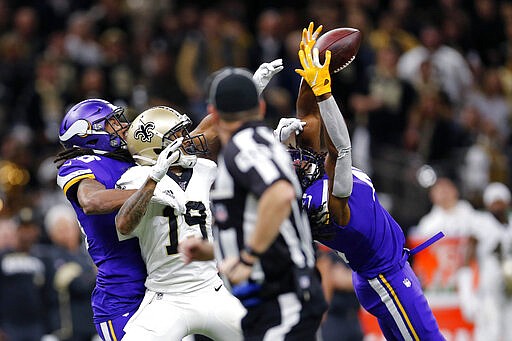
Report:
292,25,445,340
55,99,147,341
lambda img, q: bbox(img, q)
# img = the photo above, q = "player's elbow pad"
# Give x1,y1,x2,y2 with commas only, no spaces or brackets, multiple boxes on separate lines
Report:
333,147,353,198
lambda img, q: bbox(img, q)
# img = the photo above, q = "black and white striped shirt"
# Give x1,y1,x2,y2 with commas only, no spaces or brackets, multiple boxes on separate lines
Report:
211,121,318,299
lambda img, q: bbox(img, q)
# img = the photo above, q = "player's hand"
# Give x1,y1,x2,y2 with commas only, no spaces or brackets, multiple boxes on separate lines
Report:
151,185,186,214
179,236,214,264
300,21,323,53
273,118,306,143
219,256,252,285
295,45,331,97
149,137,183,182
252,59,284,95
308,202,337,241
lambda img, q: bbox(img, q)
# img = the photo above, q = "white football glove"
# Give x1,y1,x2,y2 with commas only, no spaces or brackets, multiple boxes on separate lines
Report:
149,137,183,182
151,184,186,214
253,58,284,95
273,118,306,143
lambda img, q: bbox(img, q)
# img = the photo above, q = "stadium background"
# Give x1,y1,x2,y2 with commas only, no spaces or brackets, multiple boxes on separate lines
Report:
0,0,510,340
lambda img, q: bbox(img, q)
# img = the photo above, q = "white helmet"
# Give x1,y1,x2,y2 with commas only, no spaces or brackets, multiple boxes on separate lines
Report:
126,106,207,167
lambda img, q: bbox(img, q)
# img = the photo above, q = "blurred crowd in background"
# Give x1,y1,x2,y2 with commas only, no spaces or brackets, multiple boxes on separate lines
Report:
1,0,512,340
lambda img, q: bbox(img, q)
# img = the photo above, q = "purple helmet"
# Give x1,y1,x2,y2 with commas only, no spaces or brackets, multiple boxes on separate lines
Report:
59,99,128,153
289,148,326,191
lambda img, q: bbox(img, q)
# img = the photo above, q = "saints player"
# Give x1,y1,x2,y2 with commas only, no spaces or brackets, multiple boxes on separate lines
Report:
115,106,245,341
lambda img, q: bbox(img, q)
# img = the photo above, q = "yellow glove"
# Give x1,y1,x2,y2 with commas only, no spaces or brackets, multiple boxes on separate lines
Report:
300,21,323,53
295,45,332,97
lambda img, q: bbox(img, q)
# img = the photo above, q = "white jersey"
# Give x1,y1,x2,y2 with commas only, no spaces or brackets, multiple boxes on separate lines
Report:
116,158,219,293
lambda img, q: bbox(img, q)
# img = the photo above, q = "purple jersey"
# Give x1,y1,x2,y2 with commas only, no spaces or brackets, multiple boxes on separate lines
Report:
303,168,406,278
304,169,444,339
57,154,146,323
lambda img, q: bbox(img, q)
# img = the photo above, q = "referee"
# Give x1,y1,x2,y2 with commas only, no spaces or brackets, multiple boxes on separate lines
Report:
207,68,327,340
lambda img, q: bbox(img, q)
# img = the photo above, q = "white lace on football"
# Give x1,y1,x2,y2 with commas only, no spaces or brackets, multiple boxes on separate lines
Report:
333,55,356,74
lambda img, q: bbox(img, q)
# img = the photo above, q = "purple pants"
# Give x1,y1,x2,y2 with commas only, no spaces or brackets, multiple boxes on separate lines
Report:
95,307,138,341
353,261,445,341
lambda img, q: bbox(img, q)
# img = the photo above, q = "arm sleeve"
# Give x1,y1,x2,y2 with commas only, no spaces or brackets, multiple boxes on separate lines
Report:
317,96,353,197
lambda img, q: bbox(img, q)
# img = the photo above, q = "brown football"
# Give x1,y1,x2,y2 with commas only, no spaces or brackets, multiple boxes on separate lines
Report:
315,27,362,74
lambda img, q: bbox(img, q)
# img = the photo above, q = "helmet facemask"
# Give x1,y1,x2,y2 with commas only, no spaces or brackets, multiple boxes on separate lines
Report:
127,106,208,168
101,107,130,150
289,148,326,191
161,115,208,156
161,118,208,168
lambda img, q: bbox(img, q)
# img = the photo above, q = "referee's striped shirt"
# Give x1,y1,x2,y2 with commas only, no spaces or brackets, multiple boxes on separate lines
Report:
211,121,317,299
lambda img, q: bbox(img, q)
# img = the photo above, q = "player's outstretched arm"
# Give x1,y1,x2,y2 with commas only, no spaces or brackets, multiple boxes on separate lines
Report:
191,113,220,161
116,138,183,235
77,179,136,214
252,58,284,95
295,42,353,225
273,117,306,146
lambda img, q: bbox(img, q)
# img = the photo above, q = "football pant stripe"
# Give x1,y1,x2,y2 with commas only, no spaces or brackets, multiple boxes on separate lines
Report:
262,292,302,340
99,322,112,341
107,320,118,341
377,274,419,340
368,275,417,341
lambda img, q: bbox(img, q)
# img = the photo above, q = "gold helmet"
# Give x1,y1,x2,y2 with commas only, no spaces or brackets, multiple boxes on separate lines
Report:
126,106,207,167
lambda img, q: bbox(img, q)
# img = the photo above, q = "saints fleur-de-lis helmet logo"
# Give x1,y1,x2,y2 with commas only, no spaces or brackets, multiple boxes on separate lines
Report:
134,121,155,142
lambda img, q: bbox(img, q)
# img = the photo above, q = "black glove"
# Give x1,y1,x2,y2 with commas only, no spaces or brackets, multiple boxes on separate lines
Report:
308,202,337,241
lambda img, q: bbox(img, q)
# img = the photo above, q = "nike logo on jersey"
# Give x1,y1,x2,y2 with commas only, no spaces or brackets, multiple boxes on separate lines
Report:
214,284,223,292
122,312,130,317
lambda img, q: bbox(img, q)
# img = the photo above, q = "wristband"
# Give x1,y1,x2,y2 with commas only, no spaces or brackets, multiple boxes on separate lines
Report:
244,246,264,258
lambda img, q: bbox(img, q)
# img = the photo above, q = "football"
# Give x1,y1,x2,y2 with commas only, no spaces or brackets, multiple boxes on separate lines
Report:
315,27,362,74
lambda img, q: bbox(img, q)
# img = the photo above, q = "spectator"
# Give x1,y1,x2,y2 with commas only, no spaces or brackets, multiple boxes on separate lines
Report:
0,208,56,341
0,218,15,251
403,89,468,178
44,204,97,341
458,182,512,341
368,11,418,53
468,0,505,66
412,177,478,238
350,40,417,179
64,12,103,67
468,68,511,144
249,9,285,71
397,23,473,108
175,7,250,120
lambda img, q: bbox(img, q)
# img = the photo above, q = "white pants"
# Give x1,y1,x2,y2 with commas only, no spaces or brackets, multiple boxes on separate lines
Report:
122,277,245,341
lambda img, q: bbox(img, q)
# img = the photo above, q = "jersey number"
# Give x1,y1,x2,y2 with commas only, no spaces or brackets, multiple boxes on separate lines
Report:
162,201,208,255
75,155,101,163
